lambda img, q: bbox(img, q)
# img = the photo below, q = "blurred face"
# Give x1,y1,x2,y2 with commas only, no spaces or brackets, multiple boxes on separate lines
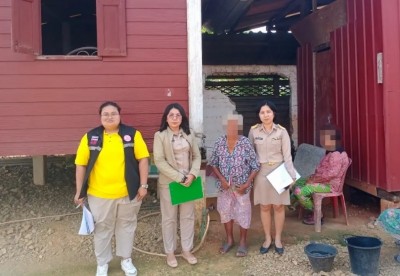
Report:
319,129,341,151
226,119,239,137
259,105,274,125
100,105,120,130
166,108,182,129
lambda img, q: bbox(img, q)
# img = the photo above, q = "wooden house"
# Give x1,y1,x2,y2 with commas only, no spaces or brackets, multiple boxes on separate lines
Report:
0,0,202,159
2,0,400,208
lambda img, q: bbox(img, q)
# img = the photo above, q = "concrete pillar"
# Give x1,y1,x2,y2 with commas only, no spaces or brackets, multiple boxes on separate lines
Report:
33,155,47,185
194,170,206,241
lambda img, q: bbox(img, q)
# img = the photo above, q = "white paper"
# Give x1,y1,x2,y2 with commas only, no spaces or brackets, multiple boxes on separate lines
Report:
78,205,95,235
266,163,301,194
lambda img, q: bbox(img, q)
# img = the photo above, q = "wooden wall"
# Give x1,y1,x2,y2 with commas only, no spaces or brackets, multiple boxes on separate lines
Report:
0,0,188,156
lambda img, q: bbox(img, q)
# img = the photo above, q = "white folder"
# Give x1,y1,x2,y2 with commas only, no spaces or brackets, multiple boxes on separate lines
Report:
266,163,301,194
78,205,95,235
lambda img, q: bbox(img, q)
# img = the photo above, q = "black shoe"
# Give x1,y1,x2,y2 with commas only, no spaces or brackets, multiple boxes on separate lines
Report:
275,246,284,255
259,243,273,254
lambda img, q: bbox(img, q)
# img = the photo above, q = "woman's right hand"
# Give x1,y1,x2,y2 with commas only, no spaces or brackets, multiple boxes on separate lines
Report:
221,179,230,190
74,193,84,207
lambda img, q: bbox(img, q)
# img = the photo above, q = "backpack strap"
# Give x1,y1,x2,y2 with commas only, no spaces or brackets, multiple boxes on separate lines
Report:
79,126,103,199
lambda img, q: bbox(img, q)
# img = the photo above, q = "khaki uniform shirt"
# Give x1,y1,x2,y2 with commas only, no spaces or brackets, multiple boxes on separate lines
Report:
248,123,296,178
172,131,190,175
153,127,201,187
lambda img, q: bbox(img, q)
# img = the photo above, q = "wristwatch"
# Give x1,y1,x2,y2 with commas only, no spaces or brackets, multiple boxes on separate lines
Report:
140,184,149,189
181,176,188,183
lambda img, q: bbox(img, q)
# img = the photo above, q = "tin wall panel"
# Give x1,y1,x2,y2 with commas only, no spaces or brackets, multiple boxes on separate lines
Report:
297,44,314,145
332,0,388,190
381,0,400,191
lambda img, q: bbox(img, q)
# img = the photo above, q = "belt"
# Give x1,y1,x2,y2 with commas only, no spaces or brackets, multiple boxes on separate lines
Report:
261,162,279,166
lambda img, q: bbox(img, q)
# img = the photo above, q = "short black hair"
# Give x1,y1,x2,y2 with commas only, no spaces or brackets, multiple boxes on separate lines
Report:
256,100,277,123
99,101,121,115
256,100,277,115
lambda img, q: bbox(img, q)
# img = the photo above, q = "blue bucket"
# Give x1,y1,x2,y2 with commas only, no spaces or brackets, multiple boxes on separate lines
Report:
304,243,338,272
345,236,382,276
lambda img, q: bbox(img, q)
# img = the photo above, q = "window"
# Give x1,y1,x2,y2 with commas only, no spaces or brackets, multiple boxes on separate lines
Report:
41,0,97,55
11,0,127,57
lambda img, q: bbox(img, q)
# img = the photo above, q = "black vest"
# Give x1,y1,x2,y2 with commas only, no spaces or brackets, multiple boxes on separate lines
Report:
79,124,140,200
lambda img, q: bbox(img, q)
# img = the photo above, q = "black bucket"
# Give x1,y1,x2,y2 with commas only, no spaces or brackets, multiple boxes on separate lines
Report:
304,243,338,272
345,236,382,276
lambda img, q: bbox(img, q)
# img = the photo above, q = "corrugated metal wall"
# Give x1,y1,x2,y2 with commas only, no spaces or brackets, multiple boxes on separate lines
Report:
296,0,400,192
381,0,400,191
297,44,314,145
332,0,386,189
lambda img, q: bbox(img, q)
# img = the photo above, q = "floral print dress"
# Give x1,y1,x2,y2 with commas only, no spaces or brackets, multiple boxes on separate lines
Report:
209,135,259,228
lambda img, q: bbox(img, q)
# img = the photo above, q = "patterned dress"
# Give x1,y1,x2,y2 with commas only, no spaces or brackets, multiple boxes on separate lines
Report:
377,208,400,240
209,135,260,229
292,151,349,210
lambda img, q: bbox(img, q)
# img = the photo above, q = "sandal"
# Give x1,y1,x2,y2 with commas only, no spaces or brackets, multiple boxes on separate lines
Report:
219,242,235,254
236,246,248,257
166,253,178,268
182,251,197,265
302,216,324,225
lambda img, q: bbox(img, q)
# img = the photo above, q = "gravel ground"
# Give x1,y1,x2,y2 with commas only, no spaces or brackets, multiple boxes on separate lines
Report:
0,157,399,275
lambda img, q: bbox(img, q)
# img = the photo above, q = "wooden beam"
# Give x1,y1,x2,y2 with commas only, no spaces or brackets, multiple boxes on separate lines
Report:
345,179,378,197
380,199,400,211
194,170,206,240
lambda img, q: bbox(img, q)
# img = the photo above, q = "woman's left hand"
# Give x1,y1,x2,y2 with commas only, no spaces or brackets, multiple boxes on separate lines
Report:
182,174,195,187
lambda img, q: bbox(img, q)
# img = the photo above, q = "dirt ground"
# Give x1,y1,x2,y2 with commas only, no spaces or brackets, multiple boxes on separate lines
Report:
0,160,399,276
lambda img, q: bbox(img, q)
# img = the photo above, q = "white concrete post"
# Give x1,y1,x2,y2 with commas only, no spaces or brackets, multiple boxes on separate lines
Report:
187,0,203,135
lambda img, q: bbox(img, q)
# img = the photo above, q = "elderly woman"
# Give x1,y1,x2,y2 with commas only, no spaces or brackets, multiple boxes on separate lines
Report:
209,113,260,257
74,101,149,276
291,151,350,225
153,103,201,268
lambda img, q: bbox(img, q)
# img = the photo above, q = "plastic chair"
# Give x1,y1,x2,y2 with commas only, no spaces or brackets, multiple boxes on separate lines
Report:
293,143,326,220
313,159,352,232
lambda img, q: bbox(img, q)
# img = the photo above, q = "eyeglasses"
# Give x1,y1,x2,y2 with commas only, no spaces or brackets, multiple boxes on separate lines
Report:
101,112,120,118
168,113,182,119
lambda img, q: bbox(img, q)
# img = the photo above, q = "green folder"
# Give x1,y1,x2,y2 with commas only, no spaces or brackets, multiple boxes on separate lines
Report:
169,176,204,205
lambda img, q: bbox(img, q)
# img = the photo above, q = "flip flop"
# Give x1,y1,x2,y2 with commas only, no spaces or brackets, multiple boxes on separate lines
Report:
236,246,248,257
394,254,400,263
219,242,234,254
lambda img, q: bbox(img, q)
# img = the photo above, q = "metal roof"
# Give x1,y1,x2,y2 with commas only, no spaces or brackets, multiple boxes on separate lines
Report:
202,0,336,34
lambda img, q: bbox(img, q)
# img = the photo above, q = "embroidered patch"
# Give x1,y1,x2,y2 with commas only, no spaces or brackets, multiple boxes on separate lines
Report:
90,136,99,145
123,135,132,142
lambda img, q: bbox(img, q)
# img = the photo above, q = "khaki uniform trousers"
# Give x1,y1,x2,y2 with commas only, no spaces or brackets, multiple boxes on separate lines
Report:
88,195,142,266
159,186,195,253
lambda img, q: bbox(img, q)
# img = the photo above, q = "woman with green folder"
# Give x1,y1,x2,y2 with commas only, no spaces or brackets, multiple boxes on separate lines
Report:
153,103,202,268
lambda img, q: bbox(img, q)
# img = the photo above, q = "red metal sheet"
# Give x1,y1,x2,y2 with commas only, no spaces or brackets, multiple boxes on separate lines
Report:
331,0,389,190
381,0,400,191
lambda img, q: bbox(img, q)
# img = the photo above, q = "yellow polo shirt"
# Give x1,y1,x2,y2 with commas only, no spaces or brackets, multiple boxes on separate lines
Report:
75,130,149,199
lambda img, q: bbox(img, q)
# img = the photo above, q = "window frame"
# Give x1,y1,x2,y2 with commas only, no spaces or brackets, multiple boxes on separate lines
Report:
11,0,127,57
